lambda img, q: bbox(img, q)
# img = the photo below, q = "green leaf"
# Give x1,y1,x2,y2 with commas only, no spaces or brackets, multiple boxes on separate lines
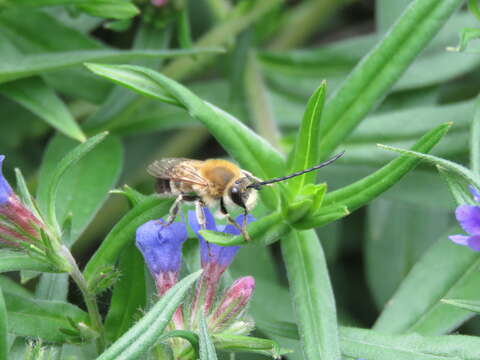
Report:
0,77,85,142
471,97,480,174
447,27,480,52
160,330,199,357
374,227,480,335
0,48,223,84
2,292,88,343
469,0,480,21
213,334,286,359
83,196,171,281
199,315,218,360
85,63,285,208
442,298,480,313
14,168,40,219
280,229,341,360
317,0,464,160
287,81,327,192
97,270,202,360
77,1,139,20
37,134,123,244
318,123,450,220
365,198,452,308
437,167,474,206
104,243,146,342
0,288,7,360
200,211,290,246
0,250,57,273
378,143,480,191
340,326,480,360
376,0,413,32
40,132,108,233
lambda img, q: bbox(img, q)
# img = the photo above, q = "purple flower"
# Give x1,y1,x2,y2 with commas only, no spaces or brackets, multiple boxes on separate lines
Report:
136,219,187,295
0,156,12,205
151,0,168,7
188,208,255,317
449,186,480,251
0,155,44,247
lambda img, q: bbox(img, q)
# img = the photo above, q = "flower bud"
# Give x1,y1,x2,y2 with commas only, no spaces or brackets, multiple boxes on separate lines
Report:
209,276,255,332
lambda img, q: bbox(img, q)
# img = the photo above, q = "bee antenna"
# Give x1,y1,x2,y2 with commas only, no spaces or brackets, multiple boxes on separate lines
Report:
247,151,345,190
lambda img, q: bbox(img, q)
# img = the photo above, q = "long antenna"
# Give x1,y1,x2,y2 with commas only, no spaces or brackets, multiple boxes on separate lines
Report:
247,151,345,190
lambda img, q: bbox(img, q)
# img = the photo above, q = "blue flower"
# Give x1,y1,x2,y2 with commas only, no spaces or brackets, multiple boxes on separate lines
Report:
136,219,188,295
449,186,480,251
188,208,254,269
0,155,13,205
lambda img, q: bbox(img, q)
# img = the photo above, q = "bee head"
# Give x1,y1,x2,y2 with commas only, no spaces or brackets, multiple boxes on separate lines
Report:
227,176,258,211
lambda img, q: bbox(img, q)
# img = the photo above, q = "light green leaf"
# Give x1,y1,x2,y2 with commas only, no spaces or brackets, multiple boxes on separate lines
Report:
0,251,57,273
471,97,480,173
374,227,480,335
97,270,202,360
442,298,480,314
199,315,218,360
0,48,223,84
317,0,464,160
213,334,286,359
37,134,123,244
0,288,7,360
0,77,85,142
281,229,340,360
41,132,108,233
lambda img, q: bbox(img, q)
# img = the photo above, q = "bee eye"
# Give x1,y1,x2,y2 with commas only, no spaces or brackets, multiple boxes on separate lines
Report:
229,186,245,208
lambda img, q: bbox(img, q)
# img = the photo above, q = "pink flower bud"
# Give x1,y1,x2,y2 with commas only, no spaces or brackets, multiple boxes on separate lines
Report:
151,0,168,7
209,276,255,332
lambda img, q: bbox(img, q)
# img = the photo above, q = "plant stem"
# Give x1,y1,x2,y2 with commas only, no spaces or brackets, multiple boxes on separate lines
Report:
60,246,106,353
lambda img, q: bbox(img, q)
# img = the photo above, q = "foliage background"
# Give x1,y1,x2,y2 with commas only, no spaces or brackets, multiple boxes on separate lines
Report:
2,0,480,359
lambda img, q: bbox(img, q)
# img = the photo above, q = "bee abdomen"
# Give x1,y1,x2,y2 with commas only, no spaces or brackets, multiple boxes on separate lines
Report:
155,179,172,195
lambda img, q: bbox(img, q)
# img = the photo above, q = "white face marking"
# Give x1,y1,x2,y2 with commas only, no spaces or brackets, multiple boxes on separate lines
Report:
244,189,258,212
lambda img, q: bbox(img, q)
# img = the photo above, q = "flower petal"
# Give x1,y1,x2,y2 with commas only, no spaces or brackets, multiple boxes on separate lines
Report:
135,219,187,275
469,185,480,203
455,205,480,235
0,155,13,205
187,208,217,234
467,235,480,251
448,234,470,246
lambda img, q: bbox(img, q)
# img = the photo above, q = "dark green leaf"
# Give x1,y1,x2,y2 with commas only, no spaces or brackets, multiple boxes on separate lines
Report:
281,229,341,360
104,243,146,342
287,81,327,192
77,1,139,20
199,315,218,360
97,270,202,360
0,77,85,142
469,0,480,21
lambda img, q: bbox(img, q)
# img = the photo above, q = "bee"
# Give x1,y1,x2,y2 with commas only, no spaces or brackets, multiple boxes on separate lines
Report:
147,151,344,241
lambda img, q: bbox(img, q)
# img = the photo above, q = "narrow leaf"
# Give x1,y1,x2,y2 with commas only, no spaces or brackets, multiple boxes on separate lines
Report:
77,1,139,20
0,251,57,273
0,288,7,360
281,229,341,360
213,334,285,359
0,78,85,142
44,132,108,232
199,315,218,360
83,196,171,281
318,0,464,160
441,298,480,314
437,166,474,206
288,81,327,192
378,143,480,191
97,270,202,360
471,96,480,174
85,63,285,208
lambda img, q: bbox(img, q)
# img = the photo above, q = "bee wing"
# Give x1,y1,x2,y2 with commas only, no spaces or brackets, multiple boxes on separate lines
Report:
148,158,209,187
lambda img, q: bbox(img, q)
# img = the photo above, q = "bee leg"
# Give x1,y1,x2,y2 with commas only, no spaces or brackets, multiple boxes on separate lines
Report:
194,199,207,230
165,195,184,225
220,198,251,241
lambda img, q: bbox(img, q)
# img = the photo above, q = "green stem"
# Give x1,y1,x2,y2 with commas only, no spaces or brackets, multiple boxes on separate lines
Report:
61,246,106,353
